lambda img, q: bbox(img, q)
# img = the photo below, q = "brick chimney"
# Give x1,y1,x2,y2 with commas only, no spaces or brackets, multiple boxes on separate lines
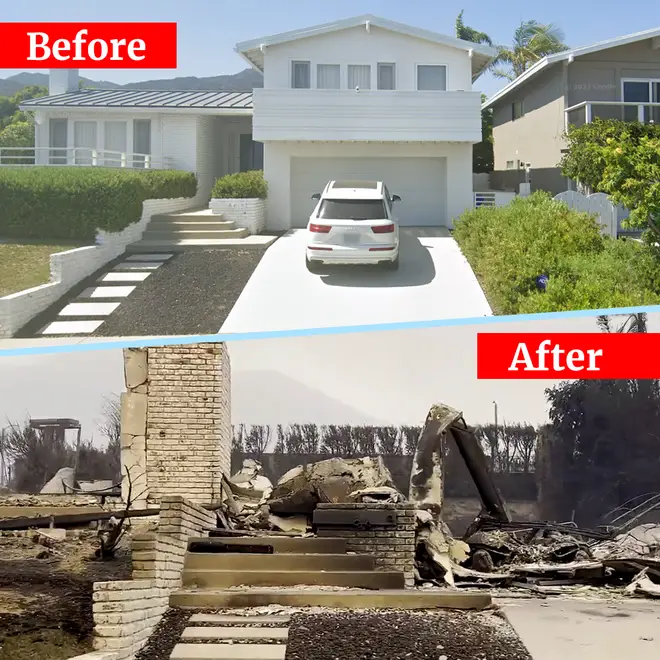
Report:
49,69,79,96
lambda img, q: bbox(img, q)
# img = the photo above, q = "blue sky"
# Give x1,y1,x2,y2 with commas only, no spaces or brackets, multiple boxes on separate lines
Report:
1,0,660,96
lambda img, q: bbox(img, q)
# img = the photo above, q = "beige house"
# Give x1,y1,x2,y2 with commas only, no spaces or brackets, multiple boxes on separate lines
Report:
483,27,660,195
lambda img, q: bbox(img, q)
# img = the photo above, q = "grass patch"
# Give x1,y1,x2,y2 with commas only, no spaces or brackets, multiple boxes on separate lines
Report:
453,191,660,314
0,241,86,297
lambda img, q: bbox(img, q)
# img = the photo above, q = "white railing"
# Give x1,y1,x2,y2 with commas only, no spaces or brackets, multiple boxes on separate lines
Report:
565,101,660,127
0,146,174,169
474,191,516,207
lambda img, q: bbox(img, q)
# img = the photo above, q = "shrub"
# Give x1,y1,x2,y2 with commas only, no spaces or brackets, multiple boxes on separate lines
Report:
0,167,197,241
453,191,605,314
211,170,267,199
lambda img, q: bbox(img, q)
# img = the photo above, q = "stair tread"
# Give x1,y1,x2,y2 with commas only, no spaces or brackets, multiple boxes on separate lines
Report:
188,615,290,625
182,627,288,640
170,643,286,660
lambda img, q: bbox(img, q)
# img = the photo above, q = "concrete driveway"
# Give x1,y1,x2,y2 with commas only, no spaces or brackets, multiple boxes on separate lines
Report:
219,228,491,333
501,597,660,660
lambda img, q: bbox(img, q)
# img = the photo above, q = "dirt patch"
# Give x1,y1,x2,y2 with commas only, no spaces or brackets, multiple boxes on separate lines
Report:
285,609,532,660
0,533,132,660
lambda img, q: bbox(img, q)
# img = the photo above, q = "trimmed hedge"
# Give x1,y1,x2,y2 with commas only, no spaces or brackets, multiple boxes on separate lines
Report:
453,191,660,314
211,170,267,199
0,167,198,241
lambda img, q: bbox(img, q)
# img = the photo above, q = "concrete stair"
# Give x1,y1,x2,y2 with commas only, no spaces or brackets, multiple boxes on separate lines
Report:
170,613,290,660
170,536,491,610
128,208,274,253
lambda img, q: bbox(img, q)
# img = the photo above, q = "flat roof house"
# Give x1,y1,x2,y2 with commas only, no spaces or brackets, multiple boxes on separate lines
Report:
19,14,497,231
484,27,660,195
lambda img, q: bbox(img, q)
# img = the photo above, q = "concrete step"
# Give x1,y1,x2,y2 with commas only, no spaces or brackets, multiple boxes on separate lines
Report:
181,569,405,589
170,643,286,660
147,220,237,231
170,588,492,610
142,228,250,240
188,614,290,625
185,552,374,572
189,536,348,554
181,627,288,640
151,207,215,220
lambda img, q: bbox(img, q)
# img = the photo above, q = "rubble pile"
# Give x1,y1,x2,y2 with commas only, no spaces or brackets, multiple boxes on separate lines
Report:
214,404,660,599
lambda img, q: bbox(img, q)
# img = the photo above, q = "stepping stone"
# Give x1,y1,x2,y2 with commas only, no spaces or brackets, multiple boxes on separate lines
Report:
112,261,163,270
98,271,151,283
79,285,136,299
188,615,290,625
170,644,286,659
58,302,121,317
41,320,104,335
126,253,173,261
181,627,288,640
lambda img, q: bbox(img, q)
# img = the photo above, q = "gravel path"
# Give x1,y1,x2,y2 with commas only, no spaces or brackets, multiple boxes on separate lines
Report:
285,609,532,660
93,248,267,337
134,608,191,660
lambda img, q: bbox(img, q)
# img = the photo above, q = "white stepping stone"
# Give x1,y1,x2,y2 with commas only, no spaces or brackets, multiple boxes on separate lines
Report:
58,302,121,317
181,627,288,640
188,614,290,625
99,271,151,283
112,261,163,270
170,644,286,659
79,286,136,299
41,320,104,335
126,253,173,261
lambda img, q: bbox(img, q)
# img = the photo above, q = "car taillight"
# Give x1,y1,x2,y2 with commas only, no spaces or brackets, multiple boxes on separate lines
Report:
309,224,331,233
372,224,395,234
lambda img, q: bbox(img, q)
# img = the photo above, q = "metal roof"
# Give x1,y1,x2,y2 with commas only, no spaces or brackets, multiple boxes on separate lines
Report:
482,27,660,110
20,88,254,110
235,14,498,81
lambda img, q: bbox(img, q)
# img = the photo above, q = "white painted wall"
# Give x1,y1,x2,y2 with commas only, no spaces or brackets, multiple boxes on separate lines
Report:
263,141,473,231
212,116,252,180
262,24,474,91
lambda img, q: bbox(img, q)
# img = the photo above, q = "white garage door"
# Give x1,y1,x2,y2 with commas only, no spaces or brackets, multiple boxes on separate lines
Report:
290,157,447,228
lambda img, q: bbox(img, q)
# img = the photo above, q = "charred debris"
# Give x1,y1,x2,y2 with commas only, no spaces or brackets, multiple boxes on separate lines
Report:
215,404,660,598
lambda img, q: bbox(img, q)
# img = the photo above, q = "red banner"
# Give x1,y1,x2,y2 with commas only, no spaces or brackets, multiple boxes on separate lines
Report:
0,22,177,68
477,333,660,379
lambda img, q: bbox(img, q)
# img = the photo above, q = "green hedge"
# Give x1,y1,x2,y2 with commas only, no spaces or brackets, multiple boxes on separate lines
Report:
453,191,660,314
211,170,267,199
0,167,198,241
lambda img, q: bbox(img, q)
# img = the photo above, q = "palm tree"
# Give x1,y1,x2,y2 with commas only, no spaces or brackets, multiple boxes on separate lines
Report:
455,10,493,46
597,313,648,334
493,21,568,81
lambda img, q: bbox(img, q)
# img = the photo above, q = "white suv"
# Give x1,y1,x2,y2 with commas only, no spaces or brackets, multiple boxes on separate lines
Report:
305,180,401,272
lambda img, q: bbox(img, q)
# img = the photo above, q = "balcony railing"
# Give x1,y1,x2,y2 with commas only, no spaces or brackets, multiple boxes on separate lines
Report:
0,147,173,169
565,101,660,128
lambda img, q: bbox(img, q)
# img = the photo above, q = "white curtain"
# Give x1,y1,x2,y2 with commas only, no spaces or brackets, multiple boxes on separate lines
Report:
348,65,371,89
377,63,395,90
74,121,97,164
104,121,127,165
317,64,340,89
417,65,447,91
292,61,310,88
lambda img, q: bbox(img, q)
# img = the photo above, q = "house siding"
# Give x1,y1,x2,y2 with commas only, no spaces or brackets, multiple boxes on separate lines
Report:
490,64,568,194
195,115,216,199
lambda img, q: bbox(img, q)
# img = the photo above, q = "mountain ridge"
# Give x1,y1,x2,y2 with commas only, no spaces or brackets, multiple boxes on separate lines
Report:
0,68,264,97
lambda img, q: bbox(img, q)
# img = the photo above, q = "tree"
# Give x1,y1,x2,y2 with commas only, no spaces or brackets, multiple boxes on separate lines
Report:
492,21,568,81
375,426,402,455
98,395,121,483
244,424,271,456
597,312,647,335
455,10,493,45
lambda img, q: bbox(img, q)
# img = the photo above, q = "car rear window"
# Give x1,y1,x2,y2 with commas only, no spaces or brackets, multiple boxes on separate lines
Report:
317,199,387,220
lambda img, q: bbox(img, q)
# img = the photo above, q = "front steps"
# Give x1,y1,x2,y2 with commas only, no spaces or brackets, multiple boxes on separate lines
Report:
171,613,290,660
170,536,491,610
128,208,276,252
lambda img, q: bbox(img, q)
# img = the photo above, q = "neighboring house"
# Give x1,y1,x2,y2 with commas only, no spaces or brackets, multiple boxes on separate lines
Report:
484,27,660,195
18,14,496,231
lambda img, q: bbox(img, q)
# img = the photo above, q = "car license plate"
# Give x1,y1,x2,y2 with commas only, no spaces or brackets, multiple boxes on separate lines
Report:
344,232,360,246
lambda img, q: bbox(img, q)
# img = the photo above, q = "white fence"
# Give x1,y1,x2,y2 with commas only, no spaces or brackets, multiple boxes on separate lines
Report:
553,190,618,237
0,146,173,169
474,191,516,208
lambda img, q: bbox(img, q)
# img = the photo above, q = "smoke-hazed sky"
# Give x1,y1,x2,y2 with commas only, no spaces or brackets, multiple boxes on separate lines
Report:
0,312,658,441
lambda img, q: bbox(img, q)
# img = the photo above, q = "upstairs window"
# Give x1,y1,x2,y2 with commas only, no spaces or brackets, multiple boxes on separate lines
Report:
377,63,396,90
292,61,311,89
317,64,340,89
512,100,525,120
348,64,371,89
417,65,447,91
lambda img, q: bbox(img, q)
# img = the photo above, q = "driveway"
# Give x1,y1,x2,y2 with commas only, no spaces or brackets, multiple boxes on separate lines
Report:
219,228,491,333
500,597,660,660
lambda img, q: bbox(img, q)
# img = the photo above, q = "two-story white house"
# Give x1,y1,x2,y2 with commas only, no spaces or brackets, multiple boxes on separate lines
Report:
20,14,496,231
